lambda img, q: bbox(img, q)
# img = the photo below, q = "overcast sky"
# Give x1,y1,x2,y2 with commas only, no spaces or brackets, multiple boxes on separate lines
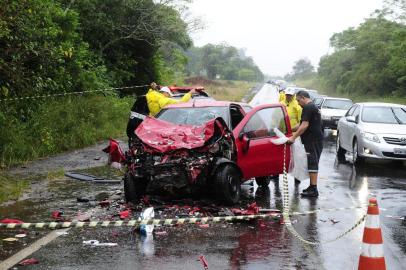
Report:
188,0,384,76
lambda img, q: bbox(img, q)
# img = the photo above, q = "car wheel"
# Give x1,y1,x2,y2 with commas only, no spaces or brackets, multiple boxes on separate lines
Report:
124,172,148,204
215,164,241,205
336,134,346,162
255,177,271,187
352,139,365,165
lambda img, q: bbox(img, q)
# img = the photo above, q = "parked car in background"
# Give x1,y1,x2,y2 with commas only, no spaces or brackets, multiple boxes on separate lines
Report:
320,97,353,129
306,89,320,100
313,96,326,109
336,102,406,164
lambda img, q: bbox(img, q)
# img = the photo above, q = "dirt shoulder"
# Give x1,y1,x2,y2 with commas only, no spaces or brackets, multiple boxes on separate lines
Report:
6,139,126,177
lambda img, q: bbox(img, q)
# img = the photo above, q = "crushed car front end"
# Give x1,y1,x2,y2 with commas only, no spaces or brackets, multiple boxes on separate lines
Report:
106,116,236,202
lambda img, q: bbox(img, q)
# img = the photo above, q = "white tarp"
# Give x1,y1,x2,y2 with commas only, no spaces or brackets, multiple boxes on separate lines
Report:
249,83,279,106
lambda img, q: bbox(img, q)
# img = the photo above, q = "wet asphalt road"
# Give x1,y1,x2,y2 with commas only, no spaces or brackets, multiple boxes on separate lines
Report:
2,132,406,270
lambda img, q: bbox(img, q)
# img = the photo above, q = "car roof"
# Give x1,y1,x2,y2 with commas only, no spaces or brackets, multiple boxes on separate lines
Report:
164,99,245,109
357,102,406,108
324,97,352,101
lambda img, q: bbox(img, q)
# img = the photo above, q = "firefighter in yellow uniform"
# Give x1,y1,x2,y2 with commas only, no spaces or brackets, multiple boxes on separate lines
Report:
146,82,195,116
281,87,302,131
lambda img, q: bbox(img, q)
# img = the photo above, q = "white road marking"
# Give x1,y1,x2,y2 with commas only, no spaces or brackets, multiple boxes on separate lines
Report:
0,228,70,269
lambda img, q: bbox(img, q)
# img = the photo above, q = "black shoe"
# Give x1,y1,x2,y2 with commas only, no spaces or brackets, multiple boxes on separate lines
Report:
294,178,301,185
301,185,312,193
301,188,319,198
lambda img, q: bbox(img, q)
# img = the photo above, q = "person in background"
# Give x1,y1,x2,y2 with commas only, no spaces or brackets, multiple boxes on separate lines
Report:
146,82,195,116
287,90,323,197
282,87,302,132
278,85,286,103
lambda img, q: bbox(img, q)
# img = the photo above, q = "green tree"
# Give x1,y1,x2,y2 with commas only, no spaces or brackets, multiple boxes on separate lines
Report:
187,44,264,81
0,0,107,103
285,58,315,81
57,0,192,88
318,17,406,96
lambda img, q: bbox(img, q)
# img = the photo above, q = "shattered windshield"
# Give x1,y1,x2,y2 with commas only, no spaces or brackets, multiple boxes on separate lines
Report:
322,99,353,110
362,106,406,124
157,106,229,126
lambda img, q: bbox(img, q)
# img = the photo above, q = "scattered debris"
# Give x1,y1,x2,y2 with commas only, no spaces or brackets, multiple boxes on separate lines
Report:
329,218,340,225
94,156,101,160
140,207,154,235
386,215,405,220
18,258,39,266
199,255,209,270
154,231,168,236
83,240,118,247
231,202,259,215
119,209,131,220
65,172,120,184
199,224,210,229
56,231,69,236
3,237,18,242
51,211,64,221
0,218,24,224
319,219,327,223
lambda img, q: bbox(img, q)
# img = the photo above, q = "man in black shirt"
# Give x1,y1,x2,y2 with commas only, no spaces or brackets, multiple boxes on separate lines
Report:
287,90,323,197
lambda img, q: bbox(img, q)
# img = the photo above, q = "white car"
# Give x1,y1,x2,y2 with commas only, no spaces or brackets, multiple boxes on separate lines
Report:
320,97,353,129
336,102,406,164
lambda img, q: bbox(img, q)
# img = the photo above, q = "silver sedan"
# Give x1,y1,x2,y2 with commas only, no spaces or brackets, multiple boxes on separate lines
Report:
336,102,406,164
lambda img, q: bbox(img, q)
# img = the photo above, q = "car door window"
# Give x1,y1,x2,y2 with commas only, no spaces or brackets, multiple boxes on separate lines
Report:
230,105,245,129
243,107,287,139
346,105,357,116
353,105,360,122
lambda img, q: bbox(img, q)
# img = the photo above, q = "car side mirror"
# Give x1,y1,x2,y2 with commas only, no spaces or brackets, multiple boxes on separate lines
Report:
346,116,356,123
239,132,250,154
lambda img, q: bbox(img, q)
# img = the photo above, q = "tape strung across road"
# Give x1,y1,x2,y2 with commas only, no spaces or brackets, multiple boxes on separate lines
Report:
0,205,366,230
0,84,149,102
1,214,279,229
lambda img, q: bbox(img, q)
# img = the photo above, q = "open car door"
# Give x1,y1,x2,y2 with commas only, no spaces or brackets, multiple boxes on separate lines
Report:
232,104,292,180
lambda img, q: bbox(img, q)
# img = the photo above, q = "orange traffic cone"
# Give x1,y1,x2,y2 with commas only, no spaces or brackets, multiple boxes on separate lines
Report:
358,198,386,270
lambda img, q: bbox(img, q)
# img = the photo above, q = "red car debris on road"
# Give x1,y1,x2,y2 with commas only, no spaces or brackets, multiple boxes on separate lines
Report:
105,100,291,205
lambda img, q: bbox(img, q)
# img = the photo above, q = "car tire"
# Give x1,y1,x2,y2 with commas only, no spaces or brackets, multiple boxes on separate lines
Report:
336,133,346,162
215,164,241,205
352,139,365,165
255,177,271,187
124,172,148,204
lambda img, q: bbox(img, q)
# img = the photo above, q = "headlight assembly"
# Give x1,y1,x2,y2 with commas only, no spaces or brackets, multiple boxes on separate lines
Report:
361,132,380,143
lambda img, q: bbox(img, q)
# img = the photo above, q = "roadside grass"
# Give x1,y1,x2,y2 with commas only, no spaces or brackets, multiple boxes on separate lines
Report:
0,95,132,169
0,173,29,203
188,79,256,102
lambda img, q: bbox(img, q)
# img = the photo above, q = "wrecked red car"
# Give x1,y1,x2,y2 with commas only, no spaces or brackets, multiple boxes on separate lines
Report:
106,100,291,205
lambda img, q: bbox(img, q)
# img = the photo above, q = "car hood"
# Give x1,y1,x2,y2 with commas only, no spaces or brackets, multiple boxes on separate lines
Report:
135,116,231,153
321,108,348,117
361,123,406,135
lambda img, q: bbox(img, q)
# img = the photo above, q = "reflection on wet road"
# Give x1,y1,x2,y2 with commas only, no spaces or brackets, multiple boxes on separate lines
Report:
1,133,406,269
